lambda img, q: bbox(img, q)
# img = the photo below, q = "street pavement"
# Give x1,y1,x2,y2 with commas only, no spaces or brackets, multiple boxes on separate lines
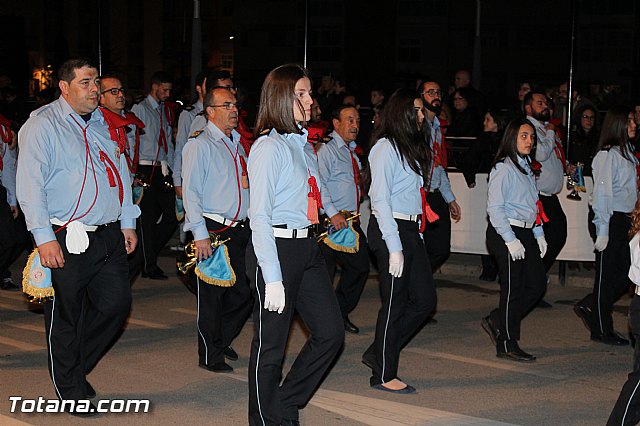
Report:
0,249,635,425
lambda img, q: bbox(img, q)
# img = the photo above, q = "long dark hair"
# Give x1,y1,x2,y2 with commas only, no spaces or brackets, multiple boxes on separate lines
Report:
370,89,429,177
597,105,634,162
492,117,537,175
254,64,308,137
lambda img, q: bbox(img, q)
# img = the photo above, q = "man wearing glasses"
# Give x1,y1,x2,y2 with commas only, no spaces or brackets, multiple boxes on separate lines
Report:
420,80,462,276
182,87,252,373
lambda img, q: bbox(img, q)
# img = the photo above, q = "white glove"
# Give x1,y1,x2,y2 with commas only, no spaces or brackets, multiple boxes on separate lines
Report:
264,281,285,314
505,239,526,261
536,236,548,258
594,235,609,252
389,251,404,278
161,160,170,177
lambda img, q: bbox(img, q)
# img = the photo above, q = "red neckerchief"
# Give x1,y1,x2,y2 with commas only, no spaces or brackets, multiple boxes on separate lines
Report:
0,113,11,144
236,109,254,155
163,101,178,127
432,128,448,168
530,158,549,225
100,107,145,174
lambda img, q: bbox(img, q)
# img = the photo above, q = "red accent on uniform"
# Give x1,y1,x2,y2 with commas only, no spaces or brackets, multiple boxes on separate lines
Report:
99,150,124,205
535,199,549,225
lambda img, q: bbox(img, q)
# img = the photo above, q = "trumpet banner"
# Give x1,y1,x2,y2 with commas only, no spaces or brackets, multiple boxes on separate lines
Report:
324,221,359,253
22,248,54,302
195,244,236,287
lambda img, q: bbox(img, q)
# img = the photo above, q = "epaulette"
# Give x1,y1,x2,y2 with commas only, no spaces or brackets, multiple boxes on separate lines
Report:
185,105,195,111
189,130,205,139
196,110,206,117
600,145,612,152
259,128,272,136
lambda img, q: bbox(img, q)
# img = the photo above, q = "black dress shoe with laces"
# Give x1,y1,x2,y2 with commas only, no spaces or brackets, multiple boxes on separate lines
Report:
344,317,359,334
199,362,234,373
573,303,592,332
591,332,629,346
224,346,239,361
142,267,168,280
496,347,536,362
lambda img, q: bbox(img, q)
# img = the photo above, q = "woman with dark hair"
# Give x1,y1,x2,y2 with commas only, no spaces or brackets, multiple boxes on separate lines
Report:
568,105,599,176
362,90,436,393
447,87,481,137
574,105,638,346
481,118,548,362
247,64,344,425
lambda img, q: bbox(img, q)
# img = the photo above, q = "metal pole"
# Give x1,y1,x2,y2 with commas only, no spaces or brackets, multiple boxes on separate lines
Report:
566,0,577,159
303,0,308,68
472,0,481,90
191,0,202,97
97,0,103,75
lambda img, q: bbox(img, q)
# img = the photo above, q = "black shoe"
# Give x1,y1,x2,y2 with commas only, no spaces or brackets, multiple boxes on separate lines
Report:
371,382,417,394
224,346,238,361
281,419,301,426
591,332,630,346
142,267,168,280
199,362,233,373
573,303,592,332
497,347,536,362
67,401,99,417
478,273,497,282
481,316,499,346
0,277,19,291
536,300,552,309
344,317,359,334
85,381,96,399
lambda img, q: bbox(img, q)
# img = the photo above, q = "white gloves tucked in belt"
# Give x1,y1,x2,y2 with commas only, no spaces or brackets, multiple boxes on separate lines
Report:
594,235,609,252
389,251,404,278
536,235,548,258
264,281,285,314
505,239,526,261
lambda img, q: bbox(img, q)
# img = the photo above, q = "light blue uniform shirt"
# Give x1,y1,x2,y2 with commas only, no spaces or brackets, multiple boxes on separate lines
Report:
426,116,455,203
317,131,362,217
248,128,321,283
528,116,564,195
131,95,174,165
173,100,203,186
16,96,140,246
487,155,544,243
368,137,423,253
591,144,638,236
182,122,248,241
1,142,17,205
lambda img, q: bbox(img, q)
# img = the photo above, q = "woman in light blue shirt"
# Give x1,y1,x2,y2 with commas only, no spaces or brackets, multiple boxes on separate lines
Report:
482,118,547,362
575,106,638,345
363,90,435,394
246,64,344,426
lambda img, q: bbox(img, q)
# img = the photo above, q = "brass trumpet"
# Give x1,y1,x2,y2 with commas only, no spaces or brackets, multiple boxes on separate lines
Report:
317,210,361,242
177,234,231,275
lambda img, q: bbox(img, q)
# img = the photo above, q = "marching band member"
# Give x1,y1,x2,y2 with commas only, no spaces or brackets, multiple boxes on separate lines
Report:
362,90,436,393
317,104,369,334
575,106,638,345
182,87,252,372
481,117,547,362
16,58,140,415
247,64,344,426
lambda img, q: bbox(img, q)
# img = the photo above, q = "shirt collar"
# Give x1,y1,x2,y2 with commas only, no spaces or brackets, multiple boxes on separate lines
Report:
147,94,160,110
207,120,242,147
526,115,545,128
58,96,104,125
285,127,309,148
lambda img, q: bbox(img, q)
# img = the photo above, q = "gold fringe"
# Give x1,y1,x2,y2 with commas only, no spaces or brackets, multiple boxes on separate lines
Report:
195,244,236,287
324,230,359,253
22,249,55,303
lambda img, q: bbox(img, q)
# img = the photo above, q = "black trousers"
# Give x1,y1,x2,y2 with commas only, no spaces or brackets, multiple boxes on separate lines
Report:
0,185,29,277
608,295,640,425
44,224,131,401
135,164,178,273
486,224,546,351
196,218,252,366
539,194,567,272
423,190,451,272
580,211,632,336
319,222,369,318
246,236,344,425
365,216,436,384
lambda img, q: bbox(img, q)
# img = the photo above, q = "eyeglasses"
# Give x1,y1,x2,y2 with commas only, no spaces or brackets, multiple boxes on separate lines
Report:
421,89,442,97
581,115,595,120
100,88,126,96
209,102,239,110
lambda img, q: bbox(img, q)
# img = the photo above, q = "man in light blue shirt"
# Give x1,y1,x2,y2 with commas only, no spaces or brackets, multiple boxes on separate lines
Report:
131,71,177,280
317,105,369,334
182,87,252,372
16,58,140,412
421,80,462,272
